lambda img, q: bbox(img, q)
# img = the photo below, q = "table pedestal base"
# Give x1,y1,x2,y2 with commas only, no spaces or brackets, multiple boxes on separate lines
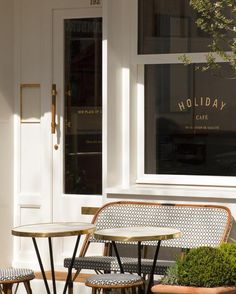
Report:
32,236,81,294
111,240,162,294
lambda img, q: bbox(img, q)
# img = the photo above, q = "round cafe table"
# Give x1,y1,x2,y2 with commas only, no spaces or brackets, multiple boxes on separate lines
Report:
94,226,182,294
12,222,95,294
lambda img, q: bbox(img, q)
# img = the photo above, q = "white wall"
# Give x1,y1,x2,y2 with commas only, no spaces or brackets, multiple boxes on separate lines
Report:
0,0,14,266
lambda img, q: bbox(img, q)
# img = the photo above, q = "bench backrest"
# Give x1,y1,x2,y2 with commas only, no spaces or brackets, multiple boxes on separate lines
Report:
81,201,232,255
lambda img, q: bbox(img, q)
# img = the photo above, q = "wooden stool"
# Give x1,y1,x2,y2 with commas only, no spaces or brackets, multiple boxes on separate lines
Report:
85,273,143,294
0,268,35,294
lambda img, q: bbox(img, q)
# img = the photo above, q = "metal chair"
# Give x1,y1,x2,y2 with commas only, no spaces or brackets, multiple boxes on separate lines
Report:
0,268,34,294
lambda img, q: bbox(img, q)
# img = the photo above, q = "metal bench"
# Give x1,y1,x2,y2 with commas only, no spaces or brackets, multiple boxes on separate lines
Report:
64,201,232,292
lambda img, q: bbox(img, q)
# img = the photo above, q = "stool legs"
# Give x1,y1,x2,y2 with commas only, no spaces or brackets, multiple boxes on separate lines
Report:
2,284,13,294
0,281,32,294
0,269,34,294
23,281,33,294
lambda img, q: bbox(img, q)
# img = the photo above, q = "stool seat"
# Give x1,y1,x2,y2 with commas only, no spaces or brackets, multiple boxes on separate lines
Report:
0,268,34,294
85,273,143,289
0,268,34,283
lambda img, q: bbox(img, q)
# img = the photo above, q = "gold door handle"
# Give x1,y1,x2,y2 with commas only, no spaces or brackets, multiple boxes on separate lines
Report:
51,84,57,134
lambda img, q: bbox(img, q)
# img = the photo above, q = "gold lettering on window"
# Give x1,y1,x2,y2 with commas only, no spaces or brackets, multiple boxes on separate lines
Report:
90,0,101,6
195,114,208,120
177,97,227,111
77,108,102,115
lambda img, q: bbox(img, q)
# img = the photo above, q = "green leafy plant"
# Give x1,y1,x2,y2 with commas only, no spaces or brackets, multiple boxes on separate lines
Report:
161,263,179,286
219,243,236,285
160,244,236,287
180,0,236,73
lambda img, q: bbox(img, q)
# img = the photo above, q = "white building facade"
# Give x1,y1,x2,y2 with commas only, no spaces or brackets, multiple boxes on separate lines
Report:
1,0,236,280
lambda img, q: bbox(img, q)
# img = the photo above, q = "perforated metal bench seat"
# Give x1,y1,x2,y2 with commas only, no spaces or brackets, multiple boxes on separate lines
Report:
64,256,173,275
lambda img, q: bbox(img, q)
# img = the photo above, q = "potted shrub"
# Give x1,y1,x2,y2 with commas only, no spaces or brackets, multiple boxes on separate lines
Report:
151,243,236,294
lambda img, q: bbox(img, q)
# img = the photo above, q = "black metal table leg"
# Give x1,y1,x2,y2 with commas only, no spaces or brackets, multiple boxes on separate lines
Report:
137,241,144,294
32,237,51,294
146,240,161,294
63,235,81,294
112,241,124,273
48,237,57,294
137,241,142,276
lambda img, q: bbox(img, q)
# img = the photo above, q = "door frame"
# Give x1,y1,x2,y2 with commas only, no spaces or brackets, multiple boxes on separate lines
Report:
52,7,104,225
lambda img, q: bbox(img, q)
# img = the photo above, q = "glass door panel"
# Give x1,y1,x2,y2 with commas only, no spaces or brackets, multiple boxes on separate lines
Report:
64,18,102,195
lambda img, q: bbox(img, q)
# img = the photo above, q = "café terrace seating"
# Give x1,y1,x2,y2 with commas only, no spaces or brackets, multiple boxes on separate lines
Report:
64,201,232,292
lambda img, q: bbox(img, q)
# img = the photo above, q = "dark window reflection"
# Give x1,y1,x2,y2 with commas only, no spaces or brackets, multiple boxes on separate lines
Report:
145,64,236,176
138,0,232,54
64,18,102,195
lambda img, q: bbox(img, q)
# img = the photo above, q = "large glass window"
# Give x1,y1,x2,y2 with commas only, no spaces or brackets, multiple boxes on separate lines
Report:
138,0,236,182
138,0,231,54
145,64,236,176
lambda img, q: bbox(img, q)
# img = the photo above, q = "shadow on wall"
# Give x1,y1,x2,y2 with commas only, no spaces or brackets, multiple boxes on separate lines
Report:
0,0,14,267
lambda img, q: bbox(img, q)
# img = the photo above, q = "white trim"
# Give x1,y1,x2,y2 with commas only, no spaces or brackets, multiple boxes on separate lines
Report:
136,63,236,188
105,184,236,199
131,0,138,64
136,65,144,179
13,0,22,268
122,67,131,187
136,175,236,187
13,0,21,224
52,7,103,224
132,52,228,65
102,0,108,196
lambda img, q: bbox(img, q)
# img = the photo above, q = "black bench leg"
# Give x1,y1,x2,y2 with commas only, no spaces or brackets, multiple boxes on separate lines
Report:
112,241,124,273
68,272,73,294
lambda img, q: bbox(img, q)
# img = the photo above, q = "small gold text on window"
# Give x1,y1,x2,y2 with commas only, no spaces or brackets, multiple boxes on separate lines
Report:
90,0,101,6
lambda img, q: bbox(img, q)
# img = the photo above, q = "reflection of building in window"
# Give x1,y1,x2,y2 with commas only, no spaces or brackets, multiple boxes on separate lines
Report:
138,0,212,54
145,63,236,176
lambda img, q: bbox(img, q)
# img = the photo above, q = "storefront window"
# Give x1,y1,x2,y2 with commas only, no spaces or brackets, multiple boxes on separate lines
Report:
145,64,236,176
138,0,231,54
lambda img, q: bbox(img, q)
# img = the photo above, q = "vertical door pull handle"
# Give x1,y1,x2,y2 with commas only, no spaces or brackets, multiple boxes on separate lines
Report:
51,84,57,134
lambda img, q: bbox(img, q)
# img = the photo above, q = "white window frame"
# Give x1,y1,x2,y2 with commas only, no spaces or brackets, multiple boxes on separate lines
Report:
133,0,236,188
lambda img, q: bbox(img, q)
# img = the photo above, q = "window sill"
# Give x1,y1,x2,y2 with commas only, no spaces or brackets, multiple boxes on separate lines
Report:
105,184,236,200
